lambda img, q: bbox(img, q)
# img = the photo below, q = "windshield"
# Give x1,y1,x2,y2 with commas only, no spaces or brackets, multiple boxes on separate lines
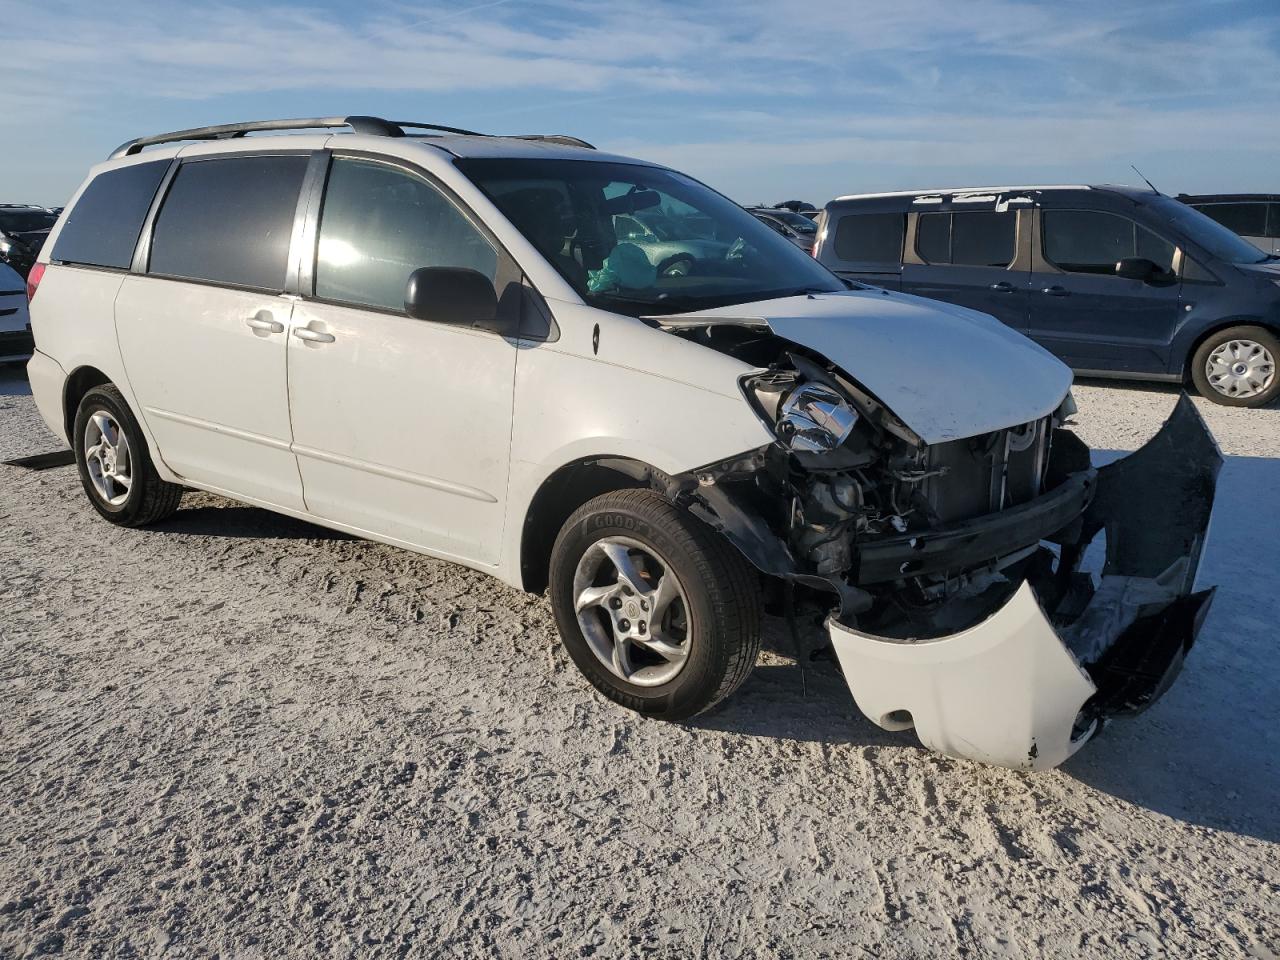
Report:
1142,197,1271,264
0,210,56,234
456,158,844,315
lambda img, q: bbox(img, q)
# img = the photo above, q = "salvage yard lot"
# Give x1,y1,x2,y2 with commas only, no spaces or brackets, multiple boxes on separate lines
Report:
1,366,1277,959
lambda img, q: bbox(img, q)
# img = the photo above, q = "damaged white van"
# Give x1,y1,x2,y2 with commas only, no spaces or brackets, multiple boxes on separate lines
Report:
27,117,1220,770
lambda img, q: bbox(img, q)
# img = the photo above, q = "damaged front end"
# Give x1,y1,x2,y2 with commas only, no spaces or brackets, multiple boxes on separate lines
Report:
660,324,1221,770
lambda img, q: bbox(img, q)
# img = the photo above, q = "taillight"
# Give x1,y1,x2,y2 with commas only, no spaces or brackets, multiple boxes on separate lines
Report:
26,262,45,302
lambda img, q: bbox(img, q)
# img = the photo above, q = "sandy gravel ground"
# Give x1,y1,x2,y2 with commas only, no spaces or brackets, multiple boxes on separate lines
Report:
1,364,1277,959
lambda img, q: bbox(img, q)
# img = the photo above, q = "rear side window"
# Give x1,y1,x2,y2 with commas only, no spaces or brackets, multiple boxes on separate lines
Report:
1193,202,1267,237
51,160,169,270
832,213,905,264
149,155,309,290
1043,210,1175,275
915,211,1015,267
315,157,497,311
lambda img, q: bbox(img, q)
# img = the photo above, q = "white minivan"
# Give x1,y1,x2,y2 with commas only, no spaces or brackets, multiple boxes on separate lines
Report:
27,117,1221,770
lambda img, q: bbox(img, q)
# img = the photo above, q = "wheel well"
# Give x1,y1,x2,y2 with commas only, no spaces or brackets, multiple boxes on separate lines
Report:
1181,320,1280,382
62,366,112,440
519,458,654,593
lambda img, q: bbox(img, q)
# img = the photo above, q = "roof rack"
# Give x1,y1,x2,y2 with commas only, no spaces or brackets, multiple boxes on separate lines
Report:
108,115,595,159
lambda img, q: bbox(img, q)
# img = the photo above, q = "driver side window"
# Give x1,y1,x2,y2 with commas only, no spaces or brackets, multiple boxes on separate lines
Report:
1042,210,1175,276
315,157,497,312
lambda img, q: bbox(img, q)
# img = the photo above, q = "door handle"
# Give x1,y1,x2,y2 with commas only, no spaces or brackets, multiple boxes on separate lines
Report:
1042,285,1070,297
989,281,1015,293
245,312,284,334
292,325,335,344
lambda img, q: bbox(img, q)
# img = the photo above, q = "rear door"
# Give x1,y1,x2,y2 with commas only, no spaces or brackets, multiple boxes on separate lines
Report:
899,206,1030,329
115,152,310,509
1024,205,1182,374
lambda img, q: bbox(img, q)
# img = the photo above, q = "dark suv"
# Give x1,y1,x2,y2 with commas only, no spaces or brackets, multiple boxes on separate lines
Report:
0,204,59,279
815,185,1280,406
1178,194,1280,257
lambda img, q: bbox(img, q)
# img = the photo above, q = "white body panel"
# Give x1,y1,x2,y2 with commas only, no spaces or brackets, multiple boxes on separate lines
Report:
286,300,518,566
115,276,304,510
665,290,1074,443
828,582,1098,771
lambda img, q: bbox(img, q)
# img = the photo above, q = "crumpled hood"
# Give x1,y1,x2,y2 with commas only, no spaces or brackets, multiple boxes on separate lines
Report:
663,289,1073,444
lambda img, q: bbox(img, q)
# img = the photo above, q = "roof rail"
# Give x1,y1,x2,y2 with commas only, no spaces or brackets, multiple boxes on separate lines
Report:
108,115,595,159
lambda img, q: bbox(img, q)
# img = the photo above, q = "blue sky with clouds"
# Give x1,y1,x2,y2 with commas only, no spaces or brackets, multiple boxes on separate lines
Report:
3,0,1278,205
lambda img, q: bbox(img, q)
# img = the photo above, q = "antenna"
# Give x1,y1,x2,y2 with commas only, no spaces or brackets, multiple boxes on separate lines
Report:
1131,164,1161,195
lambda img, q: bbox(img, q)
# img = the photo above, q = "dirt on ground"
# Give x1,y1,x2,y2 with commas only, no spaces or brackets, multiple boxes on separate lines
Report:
1,366,1277,959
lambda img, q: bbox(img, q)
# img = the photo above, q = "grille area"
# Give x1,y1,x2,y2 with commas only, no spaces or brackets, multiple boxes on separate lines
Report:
920,417,1051,525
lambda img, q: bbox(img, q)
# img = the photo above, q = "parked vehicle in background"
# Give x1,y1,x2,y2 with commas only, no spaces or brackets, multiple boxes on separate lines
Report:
747,207,817,253
815,185,1280,406
774,200,817,215
1178,194,1280,256
609,207,731,277
26,118,1219,771
0,204,59,279
0,261,33,362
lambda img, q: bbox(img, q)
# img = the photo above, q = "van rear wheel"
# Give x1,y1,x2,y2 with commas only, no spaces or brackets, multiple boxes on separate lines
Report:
74,384,183,526
1191,325,1280,407
548,489,761,721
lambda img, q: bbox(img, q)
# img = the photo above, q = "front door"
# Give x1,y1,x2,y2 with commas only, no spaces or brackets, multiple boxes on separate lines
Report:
115,153,311,509
1026,207,1182,374
286,154,519,566
900,209,1030,329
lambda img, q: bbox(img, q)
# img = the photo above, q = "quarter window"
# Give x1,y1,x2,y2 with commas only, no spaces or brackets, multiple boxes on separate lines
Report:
315,158,497,312
915,211,1016,267
832,212,905,264
149,155,309,290
52,160,170,270
1042,210,1175,275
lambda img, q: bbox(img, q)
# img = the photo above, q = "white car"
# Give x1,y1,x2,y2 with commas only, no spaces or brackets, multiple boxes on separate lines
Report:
26,117,1221,770
0,261,32,362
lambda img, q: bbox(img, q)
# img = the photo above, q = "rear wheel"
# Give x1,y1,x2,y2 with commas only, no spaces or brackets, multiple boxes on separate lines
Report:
549,489,761,720
74,384,183,526
1190,325,1279,407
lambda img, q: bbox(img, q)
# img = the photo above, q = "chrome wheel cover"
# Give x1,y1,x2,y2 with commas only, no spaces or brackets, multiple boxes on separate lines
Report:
83,410,132,506
572,536,691,687
1206,339,1275,399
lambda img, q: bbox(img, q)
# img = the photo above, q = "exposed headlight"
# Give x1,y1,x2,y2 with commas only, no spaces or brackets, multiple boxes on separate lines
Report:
777,383,858,453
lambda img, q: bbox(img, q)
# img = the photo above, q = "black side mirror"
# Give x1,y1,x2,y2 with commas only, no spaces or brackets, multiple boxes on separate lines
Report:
405,267,498,325
1115,257,1162,282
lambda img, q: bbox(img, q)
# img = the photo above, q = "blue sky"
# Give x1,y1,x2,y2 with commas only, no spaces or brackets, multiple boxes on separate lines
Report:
2,0,1278,206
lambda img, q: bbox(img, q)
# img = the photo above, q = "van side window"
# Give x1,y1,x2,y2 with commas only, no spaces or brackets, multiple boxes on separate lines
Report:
915,211,1015,267
149,155,309,291
1193,202,1267,238
833,213,904,264
1269,203,1280,239
1042,210,1174,275
52,160,170,270
315,158,498,312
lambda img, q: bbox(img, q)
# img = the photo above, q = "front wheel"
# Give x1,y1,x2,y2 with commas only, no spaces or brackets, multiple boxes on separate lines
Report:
73,384,183,526
1190,325,1279,407
549,489,762,721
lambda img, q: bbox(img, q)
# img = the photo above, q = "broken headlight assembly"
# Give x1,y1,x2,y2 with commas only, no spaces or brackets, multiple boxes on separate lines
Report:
776,383,858,453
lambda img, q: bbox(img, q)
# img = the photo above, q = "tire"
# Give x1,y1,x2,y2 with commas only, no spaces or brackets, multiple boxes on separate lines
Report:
1190,325,1280,407
73,384,183,526
549,489,762,721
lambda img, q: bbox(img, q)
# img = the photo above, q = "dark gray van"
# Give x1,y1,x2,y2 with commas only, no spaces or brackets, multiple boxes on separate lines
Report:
815,185,1280,406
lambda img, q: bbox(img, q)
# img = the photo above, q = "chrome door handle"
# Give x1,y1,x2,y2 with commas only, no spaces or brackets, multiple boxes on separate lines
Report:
989,281,1014,293
245,312,284,334
292,326,335,344
1042,285,1070,297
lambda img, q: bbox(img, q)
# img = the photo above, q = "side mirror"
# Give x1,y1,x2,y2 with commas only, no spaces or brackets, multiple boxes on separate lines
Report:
404,267,498,325
1114,257,1162,282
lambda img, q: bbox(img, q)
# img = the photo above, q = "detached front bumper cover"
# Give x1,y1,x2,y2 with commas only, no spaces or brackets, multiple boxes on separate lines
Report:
828,395,1221,771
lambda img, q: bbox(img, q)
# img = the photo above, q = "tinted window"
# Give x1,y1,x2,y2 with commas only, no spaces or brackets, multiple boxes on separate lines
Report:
833,212,905,264
916,211,1015,266
1269,204,1280,239
0,210,57,234
51,161,169,269
149,155,309,290
1043,210,1175,275
1193,202,1267,237
315,157,497,311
